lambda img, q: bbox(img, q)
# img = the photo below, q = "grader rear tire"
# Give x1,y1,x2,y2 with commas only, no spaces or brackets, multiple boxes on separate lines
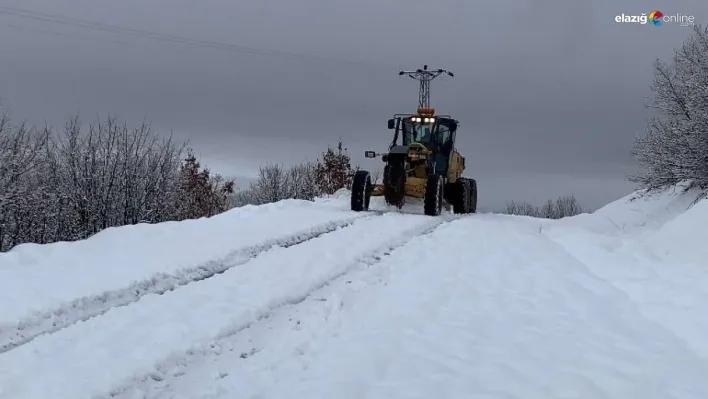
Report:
453,178,471,214
469,178,478,213
424,174,444,216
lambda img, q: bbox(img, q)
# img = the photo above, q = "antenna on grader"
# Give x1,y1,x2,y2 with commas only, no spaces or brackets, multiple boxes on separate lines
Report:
398,65,454,109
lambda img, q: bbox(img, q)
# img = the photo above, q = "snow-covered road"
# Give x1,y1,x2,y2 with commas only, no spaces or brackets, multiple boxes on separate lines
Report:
2,189,708,399
0,211,452,398
0,204,366,352
111,214,708,399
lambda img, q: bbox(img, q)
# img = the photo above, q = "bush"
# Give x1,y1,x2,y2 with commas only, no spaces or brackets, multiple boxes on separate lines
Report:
314,140,354,195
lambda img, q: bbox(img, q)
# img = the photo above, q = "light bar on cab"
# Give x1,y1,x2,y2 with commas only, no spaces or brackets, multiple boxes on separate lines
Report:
410,117,435,123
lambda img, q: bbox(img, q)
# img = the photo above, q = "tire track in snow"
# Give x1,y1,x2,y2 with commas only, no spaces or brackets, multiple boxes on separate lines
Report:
99,213,464,399
0,214,380,354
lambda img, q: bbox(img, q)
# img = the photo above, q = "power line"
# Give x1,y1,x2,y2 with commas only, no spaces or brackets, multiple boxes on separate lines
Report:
0,22,130,45
0,5,401,69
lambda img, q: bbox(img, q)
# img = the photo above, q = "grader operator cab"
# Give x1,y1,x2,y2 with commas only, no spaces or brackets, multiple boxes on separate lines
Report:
351,65,477,216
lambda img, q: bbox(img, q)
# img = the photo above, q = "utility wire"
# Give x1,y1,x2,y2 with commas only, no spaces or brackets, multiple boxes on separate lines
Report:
0,5,402,69
0,22,130,45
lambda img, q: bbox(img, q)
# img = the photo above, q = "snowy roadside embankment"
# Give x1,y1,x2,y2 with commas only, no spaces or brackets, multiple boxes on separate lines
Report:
544,189,708,359
0,212,442,399
0,200,361,329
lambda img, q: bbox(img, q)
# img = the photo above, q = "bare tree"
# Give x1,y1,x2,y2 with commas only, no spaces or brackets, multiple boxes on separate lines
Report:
284,161,318,200
50,115,193,237
540,199,556,219
0,111,234,252
233,160,321,208
502,195,583,219
250,163,288,204
0,112,51,250
504,200,540,217
371,168,382,185
629,25,708,197
231,188,259,207
555,195,583,218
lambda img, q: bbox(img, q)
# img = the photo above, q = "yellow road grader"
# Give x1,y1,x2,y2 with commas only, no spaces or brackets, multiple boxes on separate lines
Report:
351,65,477,216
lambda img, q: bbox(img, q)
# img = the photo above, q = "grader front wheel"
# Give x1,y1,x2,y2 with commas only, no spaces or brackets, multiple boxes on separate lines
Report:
383,159,406,209
351,170,372,212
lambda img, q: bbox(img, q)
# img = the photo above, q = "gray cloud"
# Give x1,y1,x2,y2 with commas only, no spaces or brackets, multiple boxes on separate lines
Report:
1,0,706,210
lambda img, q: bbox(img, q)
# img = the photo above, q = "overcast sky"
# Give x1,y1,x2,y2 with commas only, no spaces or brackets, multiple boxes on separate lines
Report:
1,0,706,211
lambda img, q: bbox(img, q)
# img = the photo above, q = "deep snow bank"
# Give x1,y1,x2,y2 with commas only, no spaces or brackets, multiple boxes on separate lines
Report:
544,185,708,359
0,200,359,325
643,197,708,265
554,184,704,235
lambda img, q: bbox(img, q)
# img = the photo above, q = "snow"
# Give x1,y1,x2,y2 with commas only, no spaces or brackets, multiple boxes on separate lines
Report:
0,212,445,399
545,188,708,360
255,216,708,399
553,182,703,235
0,200,361,333
3,186,708,399
315,187,436,215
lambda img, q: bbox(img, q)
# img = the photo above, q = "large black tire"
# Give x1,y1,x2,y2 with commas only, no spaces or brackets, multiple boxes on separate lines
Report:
383,159,406,208
469,178,478,213
424,174,444,216
452,178,471,214
351,170,372,212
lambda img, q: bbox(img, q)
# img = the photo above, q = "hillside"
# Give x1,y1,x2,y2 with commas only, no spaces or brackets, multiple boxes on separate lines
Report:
1,187,707,399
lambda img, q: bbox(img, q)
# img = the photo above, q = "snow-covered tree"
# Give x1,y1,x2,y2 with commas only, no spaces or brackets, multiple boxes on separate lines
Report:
504,200,541,218
284,161,318,201
250,163,289,205
629,25,708,196
0,112,51,250
245,161,319,205
0,112,235,252
554,195,583,218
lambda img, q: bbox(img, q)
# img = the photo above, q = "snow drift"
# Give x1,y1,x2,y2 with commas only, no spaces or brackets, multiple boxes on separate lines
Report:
0,199,364,349
1,186,708,399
